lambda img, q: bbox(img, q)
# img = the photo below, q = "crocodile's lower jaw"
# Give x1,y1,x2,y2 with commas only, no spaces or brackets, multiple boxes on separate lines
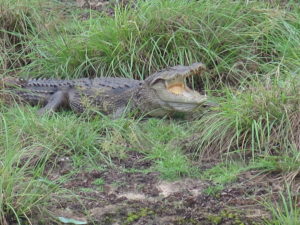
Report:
166,102,203,112
146,102,202,117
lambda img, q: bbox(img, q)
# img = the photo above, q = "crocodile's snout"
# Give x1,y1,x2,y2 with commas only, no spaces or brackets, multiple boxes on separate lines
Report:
146,62,208,113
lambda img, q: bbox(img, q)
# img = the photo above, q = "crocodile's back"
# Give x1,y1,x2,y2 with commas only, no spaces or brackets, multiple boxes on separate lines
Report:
92,77,142,89
24,77,141,90
2,78,75,105
1,76,142,111
68,77,142,114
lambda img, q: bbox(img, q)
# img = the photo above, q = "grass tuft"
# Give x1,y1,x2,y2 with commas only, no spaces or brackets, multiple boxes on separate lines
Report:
18,0,299,87
264,186,300,225
190,77,300,159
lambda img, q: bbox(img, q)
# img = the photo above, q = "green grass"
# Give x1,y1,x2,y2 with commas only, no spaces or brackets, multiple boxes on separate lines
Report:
137,118,197,179
202,162,244,185
0,105,193,222
190,78,300,161
201,162,246,196
1,0,300,223
264,186,300,225
0,107,59,224
6,0,297,84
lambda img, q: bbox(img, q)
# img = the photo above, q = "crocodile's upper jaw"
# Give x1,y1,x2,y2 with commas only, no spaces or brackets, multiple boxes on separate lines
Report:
146,63,207,113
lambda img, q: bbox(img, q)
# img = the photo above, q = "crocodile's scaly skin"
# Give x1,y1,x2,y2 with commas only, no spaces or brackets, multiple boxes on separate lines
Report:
1,63,208,118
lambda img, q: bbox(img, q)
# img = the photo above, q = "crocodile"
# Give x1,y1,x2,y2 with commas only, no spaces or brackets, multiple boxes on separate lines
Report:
0,63,209,118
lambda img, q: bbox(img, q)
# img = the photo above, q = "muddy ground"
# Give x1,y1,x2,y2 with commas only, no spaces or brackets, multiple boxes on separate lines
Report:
38,151,286,225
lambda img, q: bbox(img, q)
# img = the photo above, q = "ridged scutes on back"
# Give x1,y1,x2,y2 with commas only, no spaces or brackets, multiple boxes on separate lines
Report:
92,77,142,89
26,78,76,88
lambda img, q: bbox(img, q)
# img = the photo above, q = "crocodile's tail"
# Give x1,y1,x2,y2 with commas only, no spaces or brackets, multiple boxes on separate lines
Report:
0,77,27,89
0,77,27,104
1,77,67,106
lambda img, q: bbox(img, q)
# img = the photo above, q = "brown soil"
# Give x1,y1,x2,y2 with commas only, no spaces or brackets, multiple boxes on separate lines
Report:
60,0,133,17
38,151,279,225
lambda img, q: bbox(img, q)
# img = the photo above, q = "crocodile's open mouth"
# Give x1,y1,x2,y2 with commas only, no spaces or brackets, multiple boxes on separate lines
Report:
166,82,185,95
146,62,208,112
164,63,204,96
164,75,206,109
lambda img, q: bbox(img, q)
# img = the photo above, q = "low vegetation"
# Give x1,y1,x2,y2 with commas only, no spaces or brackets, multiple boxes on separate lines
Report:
1,0,300,224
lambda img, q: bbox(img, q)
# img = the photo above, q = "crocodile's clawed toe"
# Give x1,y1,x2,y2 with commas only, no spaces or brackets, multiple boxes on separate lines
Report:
37,108,54,116
202,101,219,108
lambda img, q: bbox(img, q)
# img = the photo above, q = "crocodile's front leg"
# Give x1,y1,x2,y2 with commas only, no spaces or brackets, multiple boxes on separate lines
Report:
37,91,69,116
110,106,127,119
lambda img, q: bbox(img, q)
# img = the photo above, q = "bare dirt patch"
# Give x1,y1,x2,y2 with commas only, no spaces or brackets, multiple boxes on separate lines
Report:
59,0,133,16
42,151,278,225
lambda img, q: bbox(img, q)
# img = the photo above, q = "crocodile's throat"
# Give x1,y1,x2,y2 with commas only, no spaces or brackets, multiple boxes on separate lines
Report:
165,72,194,96
166,82,185,95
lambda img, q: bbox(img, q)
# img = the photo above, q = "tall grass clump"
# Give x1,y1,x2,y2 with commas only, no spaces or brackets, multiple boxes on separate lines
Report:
0,0,47,73
0,0,78,75
190,75,300,163
0,108,57,224
187,2,300,177
23,0,295,85
1,1,31,73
